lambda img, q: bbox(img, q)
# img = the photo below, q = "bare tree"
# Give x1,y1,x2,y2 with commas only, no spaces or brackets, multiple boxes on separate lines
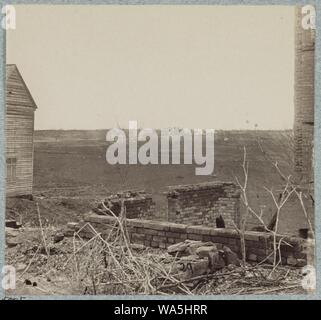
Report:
234,147,297,269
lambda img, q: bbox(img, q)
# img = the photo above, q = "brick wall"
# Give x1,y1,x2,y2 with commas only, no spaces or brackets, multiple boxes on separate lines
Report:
94,191,156,219
79,213,310,267
166,182,241,228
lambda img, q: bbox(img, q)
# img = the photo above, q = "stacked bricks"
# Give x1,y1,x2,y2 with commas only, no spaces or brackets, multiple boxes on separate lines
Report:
81,213,311,267
166,182,241,228
97,191,156,219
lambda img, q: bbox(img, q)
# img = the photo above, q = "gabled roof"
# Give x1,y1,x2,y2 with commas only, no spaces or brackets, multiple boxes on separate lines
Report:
6,64,37,109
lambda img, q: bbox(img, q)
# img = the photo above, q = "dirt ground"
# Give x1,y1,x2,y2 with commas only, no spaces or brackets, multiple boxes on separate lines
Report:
5,227,308,296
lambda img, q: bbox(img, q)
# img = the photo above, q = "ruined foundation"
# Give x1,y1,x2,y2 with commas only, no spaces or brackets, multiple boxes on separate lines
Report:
167,182,240,228
77,213,310,267
93,190,156,219
79,181,311,267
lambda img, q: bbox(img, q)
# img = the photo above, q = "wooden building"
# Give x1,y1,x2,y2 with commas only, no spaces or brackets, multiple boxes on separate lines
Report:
6,64,37,196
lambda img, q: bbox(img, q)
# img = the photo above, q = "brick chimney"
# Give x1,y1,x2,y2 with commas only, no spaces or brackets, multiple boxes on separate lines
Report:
293,5,315,187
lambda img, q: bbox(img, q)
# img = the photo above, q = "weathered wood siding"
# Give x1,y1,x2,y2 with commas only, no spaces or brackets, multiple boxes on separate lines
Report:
6,111,35,196
6,65,36,196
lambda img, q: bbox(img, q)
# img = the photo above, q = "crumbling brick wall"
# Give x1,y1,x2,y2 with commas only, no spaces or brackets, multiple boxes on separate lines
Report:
77,213,311,267
94,191,156,219
166,182,241,228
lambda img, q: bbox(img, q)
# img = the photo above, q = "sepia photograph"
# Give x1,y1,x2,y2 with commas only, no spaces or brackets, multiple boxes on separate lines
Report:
1,3,316,298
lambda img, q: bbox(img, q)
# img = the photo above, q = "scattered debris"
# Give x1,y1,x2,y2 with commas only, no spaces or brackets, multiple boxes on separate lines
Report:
4,200,310,296
53,232,65,244
6,219,22,229
17,194,34,201
130,243,146,251
25,279,32,286
5,224,307,296
92,191,155,219
168,240,241,279
64,222,81,237
16,263,27,272
6,227,23,247
39,245,62,256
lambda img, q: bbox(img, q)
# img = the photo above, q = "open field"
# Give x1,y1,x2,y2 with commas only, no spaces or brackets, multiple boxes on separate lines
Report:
7,129,309,235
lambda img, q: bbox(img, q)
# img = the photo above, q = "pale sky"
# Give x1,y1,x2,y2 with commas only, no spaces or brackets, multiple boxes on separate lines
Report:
7,5,295,130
